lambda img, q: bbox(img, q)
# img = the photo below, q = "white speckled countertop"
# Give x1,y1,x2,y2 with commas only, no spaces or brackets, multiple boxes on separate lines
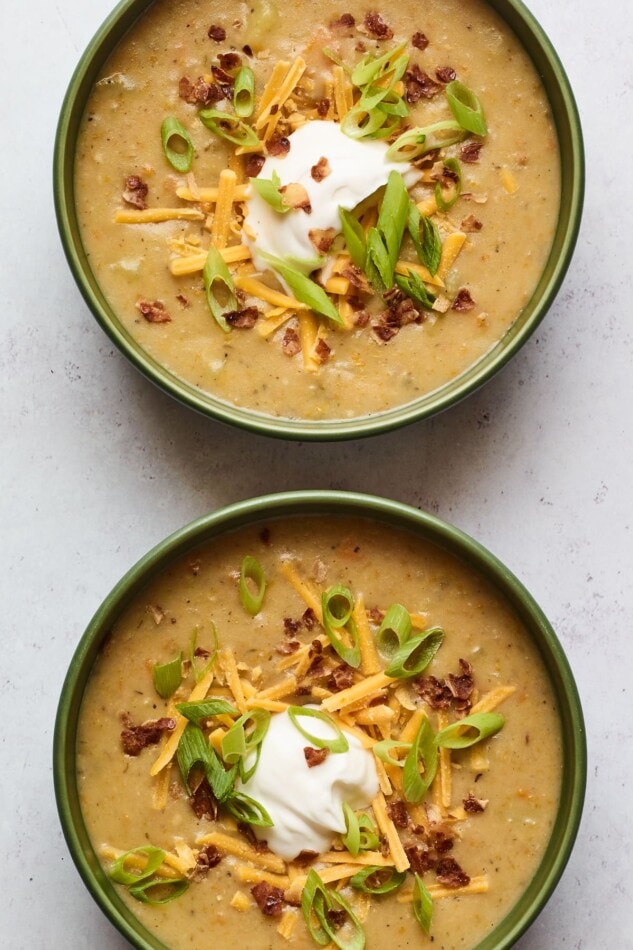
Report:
1,1,631,946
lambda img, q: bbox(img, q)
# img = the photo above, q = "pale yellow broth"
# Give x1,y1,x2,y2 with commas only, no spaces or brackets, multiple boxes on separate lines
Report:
74,0,560,422
77,517,562,949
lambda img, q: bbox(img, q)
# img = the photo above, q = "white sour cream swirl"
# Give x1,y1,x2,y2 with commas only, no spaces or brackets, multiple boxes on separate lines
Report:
239,707,379,860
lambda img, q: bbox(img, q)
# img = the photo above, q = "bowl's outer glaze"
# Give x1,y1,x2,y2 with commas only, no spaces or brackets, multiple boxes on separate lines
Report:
54,491,587,950
54,0,584,441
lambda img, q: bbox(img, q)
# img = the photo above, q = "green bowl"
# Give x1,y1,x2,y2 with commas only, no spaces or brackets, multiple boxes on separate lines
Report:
54,0,583,441
54,490,586,949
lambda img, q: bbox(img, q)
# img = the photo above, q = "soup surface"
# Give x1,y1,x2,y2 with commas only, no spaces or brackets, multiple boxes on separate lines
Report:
77,516,562,949
75,0,560,422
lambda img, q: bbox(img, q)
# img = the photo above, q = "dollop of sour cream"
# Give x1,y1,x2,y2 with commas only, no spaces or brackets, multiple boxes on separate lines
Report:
239,707,379,860
243,120,419,274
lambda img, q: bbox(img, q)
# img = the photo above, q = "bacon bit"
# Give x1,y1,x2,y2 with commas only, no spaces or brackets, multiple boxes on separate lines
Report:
387,800,410,829
176,293,190,308
284,617,303,636
190,778,219,821
353,309,370,328
328,663,355,692
245,153,266,178
304,746,329,768
405,64,441,103
464,793,488,814
341,264,371,293
435,66,456,83
368,606,385,624
326,909,347,930
276,639,301,655
179,76,222,105
281,327,301,357
372,322,399,343
294,850,319,866
460,140,483,163
242,44,253,56
405,845,435,873
415,675,453,709
309,228,336,253
195,844,222,876
218,52,242,71
212,64,234,87
317,98,331,118
363,11,393,39
461,214,482,232
225,306,260,328
280,182,312,213
311,156,332,182
310,639,324,656
193,646,211,659
251,882,285,917
446,658,474,700
208,24,226,42
146,603,166,624
122,175,148,210
430,829,454,853
330,13,355,27
435,857,470,888
452,289,476,312
136,299,171,324
266,134,291,157
314,338,331,363
303,608,317,630
412,31,429,50
120,715,176,756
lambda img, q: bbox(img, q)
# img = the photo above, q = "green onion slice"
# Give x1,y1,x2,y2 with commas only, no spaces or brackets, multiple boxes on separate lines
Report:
339,207,367,270
446,80,487,137
342,802,361,856
408,204,441,276
373,739,412,768
434,157,462,212
351,43,408,88
412,873,433,933
259,251,344,325
403,717,438,803
321,585,361,668
375,604,412,657
203,247,237,332
340,106,398,141
301,869,366,950
365,226,393,292
385,120,464,161
152,652,182,700
394,270,436,310
189,624,219,684
176,723,236,800
239,555,267,615
288,705,349,753
250,169,291,215
357,813,380,852
175,698,237,725
198,108,261,147
384,627,444,678
221,708,271,779
160,117,194,173
224,791,274,827
377,171,409,271
350,865,407,895
234,66,255,118
128,877,189,905
109,846,166,886
436,711,505,749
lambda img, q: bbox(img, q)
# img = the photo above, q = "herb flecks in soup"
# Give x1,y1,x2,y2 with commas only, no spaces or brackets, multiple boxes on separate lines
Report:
76,1,560,420
77,518,562,950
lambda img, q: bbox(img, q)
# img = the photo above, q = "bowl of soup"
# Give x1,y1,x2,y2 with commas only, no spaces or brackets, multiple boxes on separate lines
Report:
54,490,585,949
54,0,583,439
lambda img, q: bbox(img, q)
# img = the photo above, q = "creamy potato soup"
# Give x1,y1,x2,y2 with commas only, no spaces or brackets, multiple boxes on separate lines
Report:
75,0,560,422
77,517,562,949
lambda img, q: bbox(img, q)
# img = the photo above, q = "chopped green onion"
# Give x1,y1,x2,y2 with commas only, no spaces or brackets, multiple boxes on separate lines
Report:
341,106,400,141
239,555,267,615
152,652,182,700
357,813,380,852
446,80,487,137
434,157,462,212
365,226,393,291
224,791,273,827
412,873,433,933
250,169,291,215
339,207,367,270
351,43,408,88
322,47,349,72
384,627,444,678
350,865,407,895
403,717,438,803
385,120,464,161
394,269,436,310
375,604,412,657
175,698,237,725
221,708,271,779
176,723,236,800
408,204,442,276
301,869,366,950
234,66,255,118
160,117,194,173
288,705,349,753
203,247,237,332
377,172,409,272
205,744,238,802
259,251,344,325
189,624,219,684
342,802,360,856
109,846,166,886
321,585,361,668
372,739,411,768
128,877,189,904
198,108,261,147
436,711,505,749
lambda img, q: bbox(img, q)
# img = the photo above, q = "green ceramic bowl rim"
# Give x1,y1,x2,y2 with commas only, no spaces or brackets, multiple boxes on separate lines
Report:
53,0,584,441
54,490,586,950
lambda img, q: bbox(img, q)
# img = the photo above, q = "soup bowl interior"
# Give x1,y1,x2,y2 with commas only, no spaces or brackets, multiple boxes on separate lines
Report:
54,0,583,441
54,490,586,949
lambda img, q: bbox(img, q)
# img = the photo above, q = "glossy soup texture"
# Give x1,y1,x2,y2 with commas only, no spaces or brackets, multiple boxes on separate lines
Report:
77,517,562,950
74,0,560,422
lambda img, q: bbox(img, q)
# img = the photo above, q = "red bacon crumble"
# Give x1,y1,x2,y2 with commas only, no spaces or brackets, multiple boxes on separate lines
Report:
120,715,176,756
122,175,148,209
314,338,332,362
405,64,441,103
387,800,410,828
304,746,329,767
435,857,471,888
412,31,429,50
136,299,172,324
364,11,393,39
281,327,301,357
294,850,319,866
208,24,226,41
179,76,223,105
317,98,331,118
218,52,242,71
463,792,488,814
415,675,453,709
331,13,355,28
176,293,190,308
405,845,436,873
195,844,222,875
328,663,355,691
303,608,317,630
225,306,259,328
284,617,303,636
251,882,285,916
452,288,476,312
461,214,483,232
190,778,218,820
245,153,265,178
266,134,291,157
311,156,332,182
435,66,457,83
276,639,301,655
460,140,483,163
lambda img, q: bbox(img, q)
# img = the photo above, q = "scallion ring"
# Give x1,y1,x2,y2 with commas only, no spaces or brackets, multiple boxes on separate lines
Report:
301,869,365,950
384,626,444,678
403,717,438,804
375,604,412,657
128,877,189,905
288,705,349,753
224,791,273,827
434,157,462,212
321,585,361,668
239,555,267,615
233,66,255,118
350,865,407,895
412,873,433,933
152,652,182,700
436,711,505,749
372,739,412,768
109,846,166,886
203,246,237,332
342,802,361,856
394,270,437,310
446,80,487,137
175,698,237,725
160,117,194,173
189,623,219,684
198,108,261,147
385,120,464,161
